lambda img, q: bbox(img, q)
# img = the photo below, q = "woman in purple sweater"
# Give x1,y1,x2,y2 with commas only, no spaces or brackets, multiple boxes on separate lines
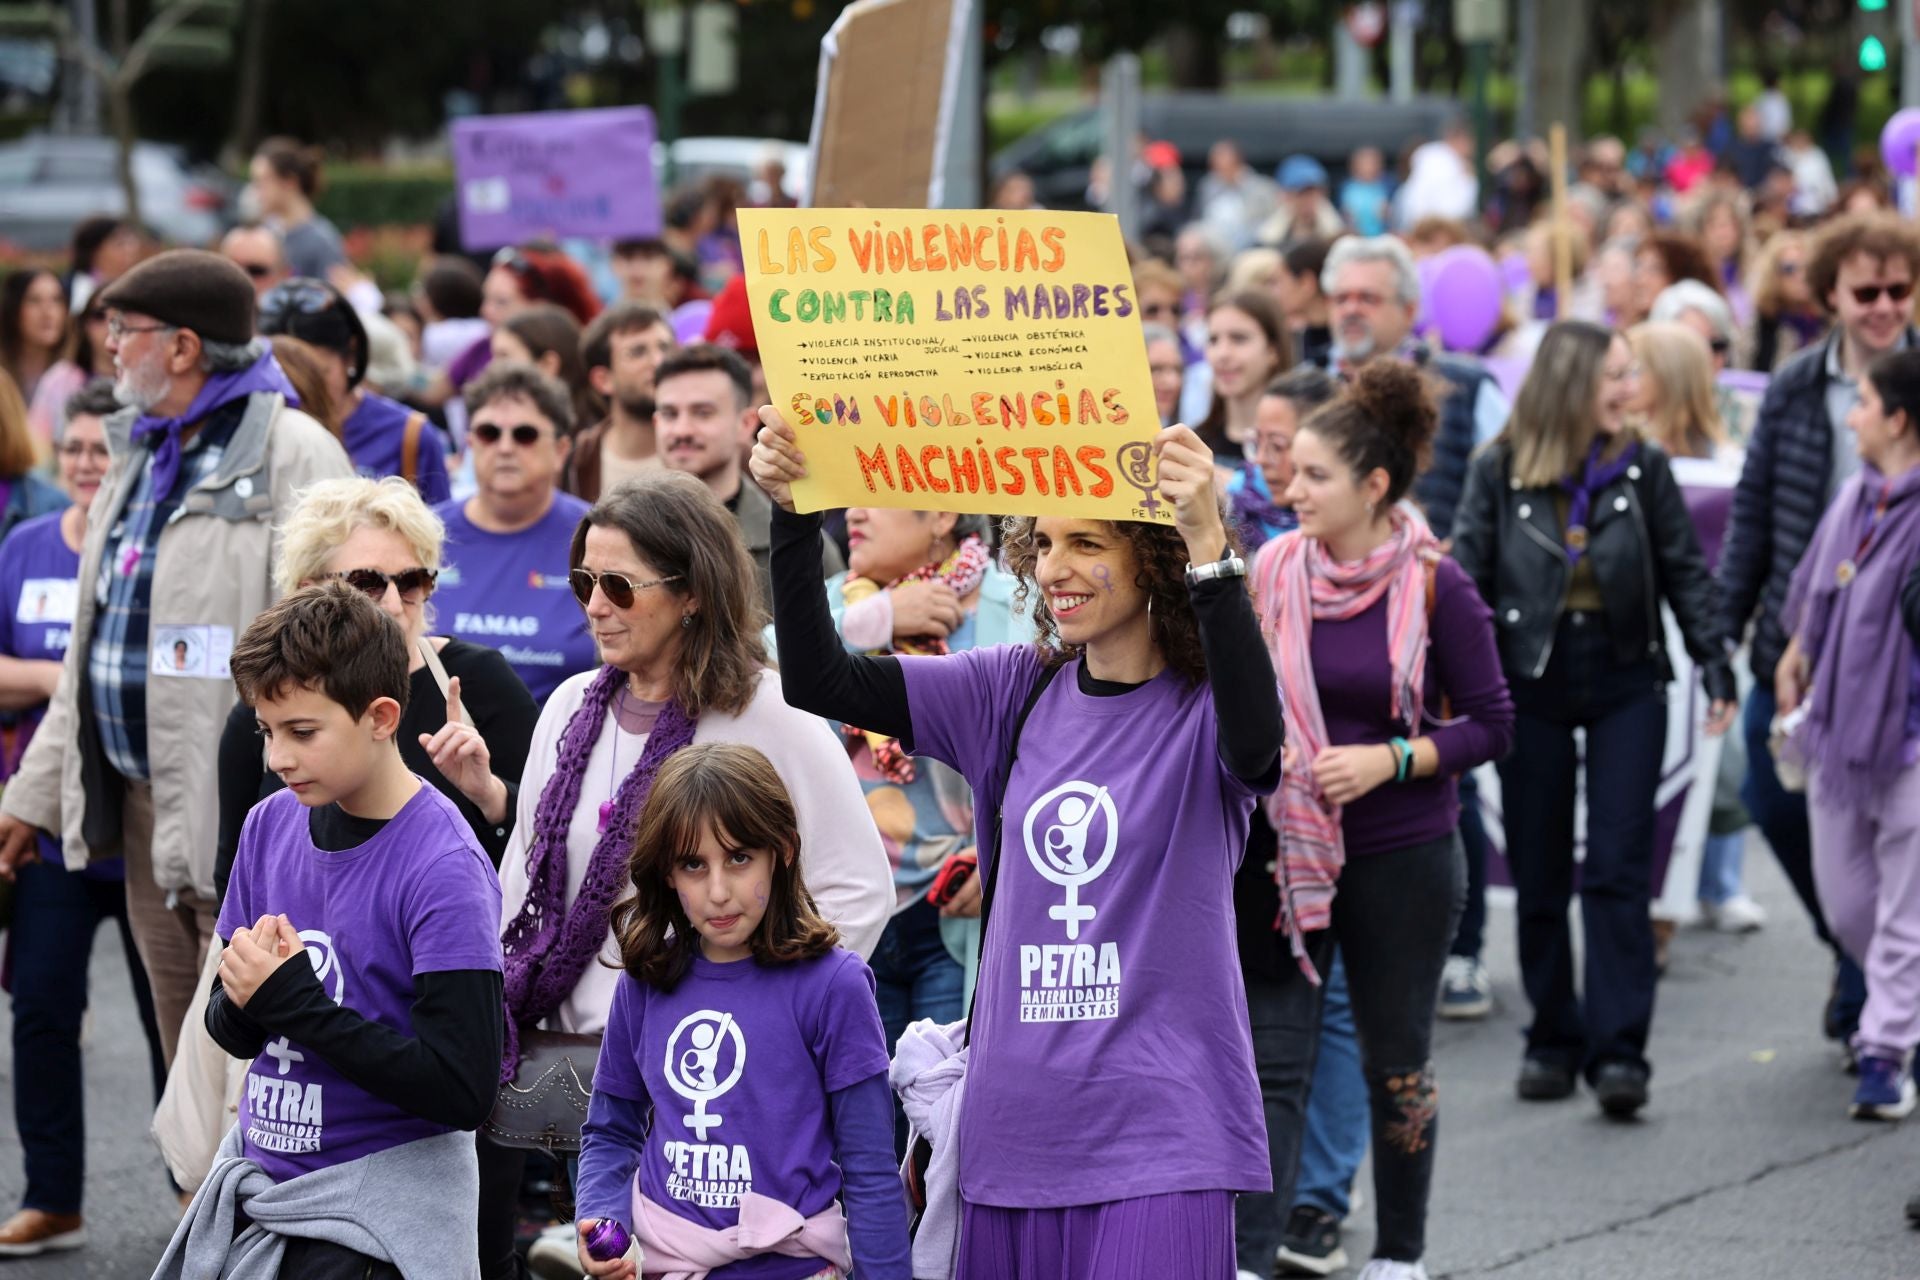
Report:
1249,362,1514,1280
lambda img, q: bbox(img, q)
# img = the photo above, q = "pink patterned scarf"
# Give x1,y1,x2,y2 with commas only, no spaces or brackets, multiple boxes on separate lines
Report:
1253,510,1437,979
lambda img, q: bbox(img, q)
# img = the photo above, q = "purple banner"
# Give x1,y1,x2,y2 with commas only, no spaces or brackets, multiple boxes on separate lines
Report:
451,106,660,251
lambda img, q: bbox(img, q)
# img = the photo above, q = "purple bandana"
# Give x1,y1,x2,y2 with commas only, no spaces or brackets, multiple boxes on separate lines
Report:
1558,439,1641,563
129,352,298,497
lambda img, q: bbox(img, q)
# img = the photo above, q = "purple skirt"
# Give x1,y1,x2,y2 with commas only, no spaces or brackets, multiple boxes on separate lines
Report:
953,1190,1236,1280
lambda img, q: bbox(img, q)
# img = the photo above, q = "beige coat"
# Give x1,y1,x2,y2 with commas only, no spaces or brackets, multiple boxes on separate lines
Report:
1,391,353,898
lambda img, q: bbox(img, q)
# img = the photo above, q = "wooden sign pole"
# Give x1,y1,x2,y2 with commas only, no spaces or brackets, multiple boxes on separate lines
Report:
1550,123,1572,321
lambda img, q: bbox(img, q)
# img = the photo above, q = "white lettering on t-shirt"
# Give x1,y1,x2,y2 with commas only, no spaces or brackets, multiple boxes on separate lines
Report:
500,645,566,667
245,1072,326,1152
661,1140,754,1207
455,612,542,638
1017,780,1124,1022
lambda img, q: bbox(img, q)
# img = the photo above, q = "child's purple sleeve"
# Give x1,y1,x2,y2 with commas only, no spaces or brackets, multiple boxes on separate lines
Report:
828,1072,912,1280
577,1085,650,1228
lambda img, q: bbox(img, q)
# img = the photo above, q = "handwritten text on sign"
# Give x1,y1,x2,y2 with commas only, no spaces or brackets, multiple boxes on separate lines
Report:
740,208,1168,523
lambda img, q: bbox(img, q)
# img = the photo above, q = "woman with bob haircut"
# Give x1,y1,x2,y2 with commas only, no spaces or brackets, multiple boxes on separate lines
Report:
214,475,540,894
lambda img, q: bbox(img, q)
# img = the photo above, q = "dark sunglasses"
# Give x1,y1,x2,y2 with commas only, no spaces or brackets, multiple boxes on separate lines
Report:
1851,281,1913,306
336,567,437,602
1708,337,1732,355
237,262,277,280
259,278,342,325
471,421,547,447
568,568,683,608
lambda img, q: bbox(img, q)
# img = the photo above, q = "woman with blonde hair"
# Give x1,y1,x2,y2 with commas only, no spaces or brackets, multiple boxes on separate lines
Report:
1452,320,1735,1118
1747,230,1826,372
0,369,69,543
1628,322,1727,463
214,475,541,894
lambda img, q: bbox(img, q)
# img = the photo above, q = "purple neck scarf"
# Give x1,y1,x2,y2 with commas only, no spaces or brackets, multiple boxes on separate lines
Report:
499,664,699,1081
1782,463,1920,806
1557,438,1642,563
130,352,298,497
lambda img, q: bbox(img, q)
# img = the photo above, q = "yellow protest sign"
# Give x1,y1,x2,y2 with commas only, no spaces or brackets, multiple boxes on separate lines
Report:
739,207,1170,524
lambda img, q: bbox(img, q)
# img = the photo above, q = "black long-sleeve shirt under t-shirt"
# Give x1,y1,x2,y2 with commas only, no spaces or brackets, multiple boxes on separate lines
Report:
767,505,1281,785
205,802,503,1132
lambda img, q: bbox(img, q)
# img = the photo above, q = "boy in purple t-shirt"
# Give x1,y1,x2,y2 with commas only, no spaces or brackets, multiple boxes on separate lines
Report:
180,581,503,1275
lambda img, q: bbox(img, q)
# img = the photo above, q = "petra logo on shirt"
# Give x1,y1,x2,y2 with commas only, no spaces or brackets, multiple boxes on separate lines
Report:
661,1010,754,1208
1017,781,1123,1024
243,930,346,1155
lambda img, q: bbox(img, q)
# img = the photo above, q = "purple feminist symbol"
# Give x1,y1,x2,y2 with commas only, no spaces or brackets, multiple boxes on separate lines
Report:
1092,564,1115,593
1115,441,1161,516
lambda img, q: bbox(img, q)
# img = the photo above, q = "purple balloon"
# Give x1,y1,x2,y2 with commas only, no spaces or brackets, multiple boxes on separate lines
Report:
1425,246,1504,353
671,300,714,345
1882,108,1920,179
1499,251,1532,297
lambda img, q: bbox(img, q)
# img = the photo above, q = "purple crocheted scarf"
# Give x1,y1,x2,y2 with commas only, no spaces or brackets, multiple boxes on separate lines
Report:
499,664,698,1082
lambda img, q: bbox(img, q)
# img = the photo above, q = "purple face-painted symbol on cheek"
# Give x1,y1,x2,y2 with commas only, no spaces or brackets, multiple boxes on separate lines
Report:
1092,564,1115,594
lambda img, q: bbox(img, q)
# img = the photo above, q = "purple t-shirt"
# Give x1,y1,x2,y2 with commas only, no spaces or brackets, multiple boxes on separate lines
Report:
217,783,504,1182
1309,556,1514,858
433,493,596,705
899,646,1269,1208
593,948,890,1280
343,392,452,506
0,512,95,872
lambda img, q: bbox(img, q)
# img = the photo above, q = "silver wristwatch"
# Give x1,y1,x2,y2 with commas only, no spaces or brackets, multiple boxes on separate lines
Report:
1184,551,1247,588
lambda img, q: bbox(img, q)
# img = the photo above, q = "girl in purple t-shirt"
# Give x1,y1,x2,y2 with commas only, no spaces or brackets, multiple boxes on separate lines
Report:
753,411,1284,1280
573,743,910,1280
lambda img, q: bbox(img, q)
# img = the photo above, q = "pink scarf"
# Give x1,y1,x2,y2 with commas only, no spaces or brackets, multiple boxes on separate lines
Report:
1253,510,1437,979
630,1187,851,1280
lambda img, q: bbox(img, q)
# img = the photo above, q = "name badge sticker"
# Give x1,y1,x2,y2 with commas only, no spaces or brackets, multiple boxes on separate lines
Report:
152,624,236,680
16,578,77,626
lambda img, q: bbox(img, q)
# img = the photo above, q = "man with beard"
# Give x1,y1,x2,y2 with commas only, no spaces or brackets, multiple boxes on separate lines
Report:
0,251,350,1113
566,303,676,502
652,343,842,610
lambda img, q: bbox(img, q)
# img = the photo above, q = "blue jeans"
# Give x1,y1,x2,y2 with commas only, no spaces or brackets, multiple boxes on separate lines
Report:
9,858,166,1214
871,897,965,1156
1293,952,1369,1221
1698,833,1746,905
1450,770,1491,959
1741,686,1866,1029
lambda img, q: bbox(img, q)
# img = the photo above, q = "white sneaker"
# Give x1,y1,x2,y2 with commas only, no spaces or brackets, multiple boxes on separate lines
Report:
1356,1261,1430,1280
526,1223,585,1280
1438,955,1492,1019
1356,1261,1429,1280
1240,1272,1268,1280
1700,895,1767,933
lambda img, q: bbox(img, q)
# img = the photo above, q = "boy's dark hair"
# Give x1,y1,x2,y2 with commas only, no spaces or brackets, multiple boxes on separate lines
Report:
654,342,752,411
611,237,666,258
230,580,410,720
1281,237,1332,285
1866,349,1920,435
582,302,668,372
463,359,576,437
611,742,836,992
421,257,484,320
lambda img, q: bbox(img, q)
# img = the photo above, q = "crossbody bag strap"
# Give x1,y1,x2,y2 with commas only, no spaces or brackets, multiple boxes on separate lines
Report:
417,636,475,727
400,411,426,489
967,658,1064,1034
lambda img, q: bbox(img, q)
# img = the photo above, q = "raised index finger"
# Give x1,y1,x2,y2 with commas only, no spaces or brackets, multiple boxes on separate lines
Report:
446,674,465,725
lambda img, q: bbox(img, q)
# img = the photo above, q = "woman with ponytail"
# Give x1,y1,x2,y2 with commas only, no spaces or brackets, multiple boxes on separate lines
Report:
1452,320,1735,1119
480,470,891,1280
1242,362,1513,1280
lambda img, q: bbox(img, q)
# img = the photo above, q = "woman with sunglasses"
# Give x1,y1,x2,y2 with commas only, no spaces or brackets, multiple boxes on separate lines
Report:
213,475,539,896
259,278,453,503
1749,231,1825,373
431,361,597,705
485,468,890,1280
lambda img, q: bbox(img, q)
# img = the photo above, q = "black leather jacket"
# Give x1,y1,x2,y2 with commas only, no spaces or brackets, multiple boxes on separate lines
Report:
1452,440,1736,702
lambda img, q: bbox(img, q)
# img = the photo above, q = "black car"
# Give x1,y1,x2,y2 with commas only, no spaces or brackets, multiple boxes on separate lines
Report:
992,92,1464,212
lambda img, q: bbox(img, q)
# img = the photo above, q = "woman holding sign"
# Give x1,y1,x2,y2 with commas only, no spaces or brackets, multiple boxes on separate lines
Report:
754,407,1282,1279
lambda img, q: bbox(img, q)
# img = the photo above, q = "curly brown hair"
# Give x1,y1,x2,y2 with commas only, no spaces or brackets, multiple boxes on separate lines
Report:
1806,212,1920,317
999,506,1243,687
610,743,837,992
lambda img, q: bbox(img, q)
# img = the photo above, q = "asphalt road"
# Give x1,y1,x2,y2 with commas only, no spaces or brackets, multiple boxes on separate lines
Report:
0,837,1912,1278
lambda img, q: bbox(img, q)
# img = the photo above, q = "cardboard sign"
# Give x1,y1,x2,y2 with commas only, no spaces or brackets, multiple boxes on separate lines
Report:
451,107,660,251
742,207,1168,523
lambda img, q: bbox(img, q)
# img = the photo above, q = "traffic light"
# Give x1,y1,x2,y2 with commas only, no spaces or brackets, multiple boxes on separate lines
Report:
1862,34,1889,71
1860,0,1888,11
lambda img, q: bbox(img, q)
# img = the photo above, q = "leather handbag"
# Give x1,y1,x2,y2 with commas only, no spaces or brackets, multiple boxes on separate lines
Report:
484,1029,602,1156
